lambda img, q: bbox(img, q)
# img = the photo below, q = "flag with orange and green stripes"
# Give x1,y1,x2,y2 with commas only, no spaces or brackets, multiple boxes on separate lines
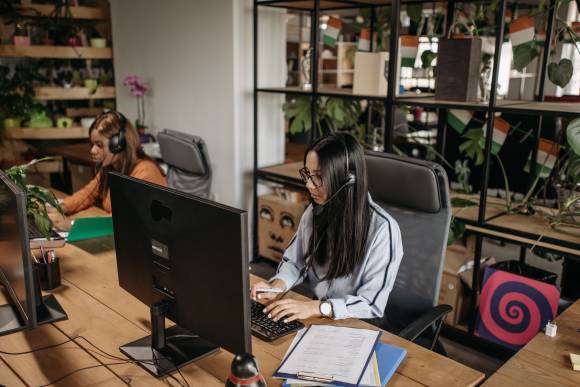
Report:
400,35,419,68
525,139,560,178
447,109,473,134
323,17,342,47
479,117,511,155
358,28,370,51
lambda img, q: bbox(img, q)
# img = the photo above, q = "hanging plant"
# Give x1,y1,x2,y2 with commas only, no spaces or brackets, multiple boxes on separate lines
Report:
510,0,580,88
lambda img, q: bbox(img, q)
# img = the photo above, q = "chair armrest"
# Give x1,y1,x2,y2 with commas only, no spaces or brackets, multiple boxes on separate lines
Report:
398,304,452,343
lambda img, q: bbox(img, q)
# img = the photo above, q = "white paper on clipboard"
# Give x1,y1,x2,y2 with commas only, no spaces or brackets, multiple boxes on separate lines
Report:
274,325,381,386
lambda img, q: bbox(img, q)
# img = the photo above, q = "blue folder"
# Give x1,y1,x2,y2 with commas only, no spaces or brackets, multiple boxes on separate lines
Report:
282,342,406,387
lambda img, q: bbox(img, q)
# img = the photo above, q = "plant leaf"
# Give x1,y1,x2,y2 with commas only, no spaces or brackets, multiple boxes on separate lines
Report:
420,50,437,69
30,208,52,238
566,118,580,156
513,43,538,72
447,219,465,246
27,185,63,214
460,128,485,165
407,4,423,23
548,59,573,88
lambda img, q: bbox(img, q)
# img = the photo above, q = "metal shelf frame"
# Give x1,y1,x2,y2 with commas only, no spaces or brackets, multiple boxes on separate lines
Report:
253,0,580,354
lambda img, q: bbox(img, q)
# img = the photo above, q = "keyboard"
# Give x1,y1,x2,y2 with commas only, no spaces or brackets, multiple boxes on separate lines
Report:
251,299,304,341
28,223,66,249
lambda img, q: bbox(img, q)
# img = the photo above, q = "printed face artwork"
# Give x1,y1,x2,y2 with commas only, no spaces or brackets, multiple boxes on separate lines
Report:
258,195,306,261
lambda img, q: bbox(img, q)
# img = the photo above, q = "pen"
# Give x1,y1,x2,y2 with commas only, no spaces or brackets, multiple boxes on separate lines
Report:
255,288,286,294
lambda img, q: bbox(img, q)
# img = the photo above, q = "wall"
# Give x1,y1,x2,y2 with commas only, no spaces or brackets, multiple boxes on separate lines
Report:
111,0,241,207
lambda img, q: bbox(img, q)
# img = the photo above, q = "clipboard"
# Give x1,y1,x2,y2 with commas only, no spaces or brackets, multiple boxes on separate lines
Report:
273,325,382,387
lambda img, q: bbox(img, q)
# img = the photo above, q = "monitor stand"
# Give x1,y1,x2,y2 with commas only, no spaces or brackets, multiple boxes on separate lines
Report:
0,270,68,336
120,301,219,378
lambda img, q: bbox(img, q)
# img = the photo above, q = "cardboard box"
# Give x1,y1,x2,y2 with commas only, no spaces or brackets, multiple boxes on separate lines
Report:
258,194,308,262
439,244,470,326
353,52,389,96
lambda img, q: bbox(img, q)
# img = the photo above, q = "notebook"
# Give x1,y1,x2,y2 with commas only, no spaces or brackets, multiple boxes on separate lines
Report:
282,341,407,387
67,216,114,242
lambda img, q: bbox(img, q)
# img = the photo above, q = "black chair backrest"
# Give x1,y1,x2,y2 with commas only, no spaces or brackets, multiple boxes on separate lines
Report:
365,151,451,326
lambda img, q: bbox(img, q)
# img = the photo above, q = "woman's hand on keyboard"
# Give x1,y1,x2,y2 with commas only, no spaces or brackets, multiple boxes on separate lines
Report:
263,299,321,323
46,204,72,231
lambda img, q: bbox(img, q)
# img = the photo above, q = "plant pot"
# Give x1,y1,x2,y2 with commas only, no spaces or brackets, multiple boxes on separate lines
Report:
57,117,74,128
13,36,31,46
3,118,22,129
89,38,107,48
84,79,98,90
67,36,81,47
81,117,96,129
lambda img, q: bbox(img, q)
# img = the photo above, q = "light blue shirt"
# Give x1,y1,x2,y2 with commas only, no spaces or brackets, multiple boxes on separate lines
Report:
270,194,403,320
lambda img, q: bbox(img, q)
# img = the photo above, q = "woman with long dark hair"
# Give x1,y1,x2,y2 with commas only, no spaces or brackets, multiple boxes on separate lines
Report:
47,111,166,230
251,133,403,321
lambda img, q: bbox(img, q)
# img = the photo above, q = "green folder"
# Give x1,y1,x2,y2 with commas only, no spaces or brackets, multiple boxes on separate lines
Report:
67,216,114,242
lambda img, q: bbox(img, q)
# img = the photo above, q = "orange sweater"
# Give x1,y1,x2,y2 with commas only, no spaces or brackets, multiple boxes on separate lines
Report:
62,159,167,215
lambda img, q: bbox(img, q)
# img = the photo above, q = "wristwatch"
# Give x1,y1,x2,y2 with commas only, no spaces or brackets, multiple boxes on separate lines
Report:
319,300,333,318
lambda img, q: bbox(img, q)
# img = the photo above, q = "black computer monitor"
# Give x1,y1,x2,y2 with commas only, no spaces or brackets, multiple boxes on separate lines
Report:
0,171,67,335
109,172,251,377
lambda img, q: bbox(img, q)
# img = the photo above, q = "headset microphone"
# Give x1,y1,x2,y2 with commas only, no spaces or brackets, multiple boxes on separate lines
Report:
312,173,355,216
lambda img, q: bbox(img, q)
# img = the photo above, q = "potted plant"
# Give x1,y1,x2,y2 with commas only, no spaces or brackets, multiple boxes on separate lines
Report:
0,64,45,129
27,104,53,128
123,75,150,134
87,27,106,48
4,158,64,237
56,69,74,88
12,22,30,46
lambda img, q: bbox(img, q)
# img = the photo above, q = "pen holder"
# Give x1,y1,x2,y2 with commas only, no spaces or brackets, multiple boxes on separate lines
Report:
35,259,61,291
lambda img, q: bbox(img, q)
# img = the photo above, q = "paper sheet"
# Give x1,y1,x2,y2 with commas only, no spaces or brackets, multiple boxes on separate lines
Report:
282,329,380,386
275,325,381,386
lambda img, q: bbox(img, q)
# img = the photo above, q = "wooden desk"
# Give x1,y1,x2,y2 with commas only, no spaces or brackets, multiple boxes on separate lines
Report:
0,206,485,386
483,299,580,387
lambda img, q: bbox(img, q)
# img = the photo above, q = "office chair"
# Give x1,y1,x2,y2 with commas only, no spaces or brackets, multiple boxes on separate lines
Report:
365,151,452,353
157,129,212,198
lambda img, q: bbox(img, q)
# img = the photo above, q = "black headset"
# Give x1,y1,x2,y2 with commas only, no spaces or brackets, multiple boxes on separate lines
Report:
106,110,128,154
312,133,356,216
339,133,356,187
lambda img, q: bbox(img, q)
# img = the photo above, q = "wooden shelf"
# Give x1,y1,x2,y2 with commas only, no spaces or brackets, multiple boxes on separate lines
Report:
3,127,89,140
0,45,112,59
395,96,528,111
65,107,106,117
497,101,580,117
16,4,109,20
258,1,390,10
35,86,115,100
451,192,508,223
259,161,303,181
483,210,580,255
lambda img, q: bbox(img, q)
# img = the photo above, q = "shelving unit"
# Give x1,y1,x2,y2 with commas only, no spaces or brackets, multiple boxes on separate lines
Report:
3,127,89,140
16,3,109,20
35,86,116,100
254,0,580,357
0,45,113,59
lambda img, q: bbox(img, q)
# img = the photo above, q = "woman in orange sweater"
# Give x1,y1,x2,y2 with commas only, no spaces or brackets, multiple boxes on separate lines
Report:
47,111,166,230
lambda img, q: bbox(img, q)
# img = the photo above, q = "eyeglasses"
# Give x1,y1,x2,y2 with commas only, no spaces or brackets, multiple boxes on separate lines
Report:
299,167,323,188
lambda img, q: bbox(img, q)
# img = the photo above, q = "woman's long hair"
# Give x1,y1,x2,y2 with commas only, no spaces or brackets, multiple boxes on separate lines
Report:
89,111,158,198
305,133,371,280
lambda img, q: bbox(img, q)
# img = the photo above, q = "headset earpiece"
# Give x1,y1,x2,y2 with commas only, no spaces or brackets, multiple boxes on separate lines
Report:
108,111,127,154
345,172,356,186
